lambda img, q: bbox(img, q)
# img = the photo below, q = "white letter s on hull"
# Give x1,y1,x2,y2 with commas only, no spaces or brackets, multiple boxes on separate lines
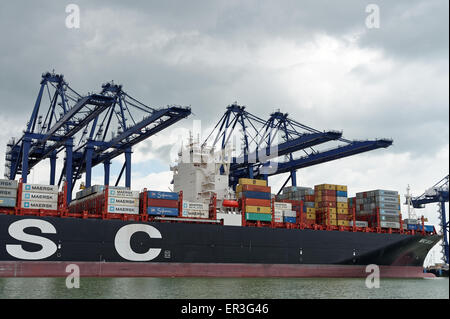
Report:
6,219,58,260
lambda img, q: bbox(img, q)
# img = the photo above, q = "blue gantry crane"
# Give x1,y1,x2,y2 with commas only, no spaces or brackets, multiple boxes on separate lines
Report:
410,175,449,264
4,72,191,203
203,103,393,192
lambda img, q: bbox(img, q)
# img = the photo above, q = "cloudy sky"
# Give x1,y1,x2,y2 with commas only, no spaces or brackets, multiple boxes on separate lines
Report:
0,1,448,262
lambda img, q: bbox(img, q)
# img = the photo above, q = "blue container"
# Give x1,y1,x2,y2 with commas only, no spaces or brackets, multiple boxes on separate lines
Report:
147,206,179,216
147,191,179,201
0,197,16,207
284,216,296,223
304,202,315,208
242,191,271,200
336,191,347,197
407,224,417,230
416,225,434,232
303,206,307,213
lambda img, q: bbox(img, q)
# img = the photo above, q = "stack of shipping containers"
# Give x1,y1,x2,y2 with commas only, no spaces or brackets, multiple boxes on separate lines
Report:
237,178,272,222
355,190,401,229
0,179,18,208
146,190,179,217
182,201,209,218
21,183,59,211
107,188,139,215
277,186,315,226
314,184,337,226
335,185,350,226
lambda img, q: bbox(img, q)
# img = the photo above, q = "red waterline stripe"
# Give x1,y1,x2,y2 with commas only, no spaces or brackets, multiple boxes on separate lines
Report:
0,262,434,278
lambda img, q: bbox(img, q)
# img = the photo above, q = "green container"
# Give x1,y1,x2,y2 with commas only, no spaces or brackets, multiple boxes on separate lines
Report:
245,212,272,222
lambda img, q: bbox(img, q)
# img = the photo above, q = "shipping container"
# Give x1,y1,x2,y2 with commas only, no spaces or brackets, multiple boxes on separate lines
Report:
22,183,59,194
147,190,178,200
109,197,140,207
245,205,271,214
181,209,209,219
0,188,17,198
349,220,369,227
283,210,296,218
336,190,347,197
147,206,179,216
336,202,348,209
237,184,271,193
147,198,178,208
22,192,57,202
21,201,57,210
306,212,316,219
0,197,16,207
380,221,400,229
238,178,267,187
284,216,296,223
337,220,349,226
245,212,272,222
182,201,208,210
314,184,336,191
243,198,271,207
110,189,140,198
0,179,18,189
107,205,139,214
274,202,292,210
240,191,271,200
335,185,347,192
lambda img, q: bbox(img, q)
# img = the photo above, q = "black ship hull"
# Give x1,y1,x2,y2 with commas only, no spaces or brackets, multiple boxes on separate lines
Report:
0,215,441,278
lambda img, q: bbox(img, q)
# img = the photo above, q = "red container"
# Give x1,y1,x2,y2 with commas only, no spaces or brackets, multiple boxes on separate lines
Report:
147,198,178,208
243,198,271,207
316,189,336,196
280,199,302,206
240,185,271,193
304,195,315,202
338,214,351,220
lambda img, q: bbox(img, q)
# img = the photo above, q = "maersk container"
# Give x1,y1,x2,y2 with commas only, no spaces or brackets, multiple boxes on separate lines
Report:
22,183,59,194
109,197,139,207
22,192,58,202
274,202,292,210
109,189,139,199
0,179,18,189
0,188,17,198
181,209,209,218
0,197,16,207
349,221,369,227
283,210,296,218
404,218,418,225
371,190,398,197
21,201,58,210
107,205,139,214
147,206,179,216
380,221,400,229
147,190,178,201
379,209,400,216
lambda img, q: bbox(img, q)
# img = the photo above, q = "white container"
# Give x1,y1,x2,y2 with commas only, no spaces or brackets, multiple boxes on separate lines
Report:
274,216,283,223
108,189,139,198
380,221,400,229
0,179,18,189
107,205,139,214
336,196,347,202
349,221,368,227
181,209,209,218
22,192,58,202
283,210,297,218
22,183,59,194
216,213,242,226
183,201,208,210
0,188,17,198
21,201,58,210
108,197,139,207
274,202,292,210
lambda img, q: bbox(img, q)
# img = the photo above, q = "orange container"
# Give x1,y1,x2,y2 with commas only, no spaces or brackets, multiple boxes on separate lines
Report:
243,198,271,207
240,184,271,193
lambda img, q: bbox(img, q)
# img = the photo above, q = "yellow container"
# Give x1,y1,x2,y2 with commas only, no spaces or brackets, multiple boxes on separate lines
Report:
245,205,271,214
314,184,336,191
337,208,349,215
337,202,348,209
314,202,319,208
335,185,348,191
238,178,267,187
337,220,350,226
306,207,316,213
319,213,337,220
236,185,242,193
306,213,316,219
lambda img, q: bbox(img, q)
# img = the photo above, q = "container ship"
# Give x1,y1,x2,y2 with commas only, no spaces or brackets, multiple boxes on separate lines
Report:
0,140,441,278
0,72,442,278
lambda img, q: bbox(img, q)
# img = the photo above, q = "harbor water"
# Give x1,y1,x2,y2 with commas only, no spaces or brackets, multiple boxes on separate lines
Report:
0,277,448,299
